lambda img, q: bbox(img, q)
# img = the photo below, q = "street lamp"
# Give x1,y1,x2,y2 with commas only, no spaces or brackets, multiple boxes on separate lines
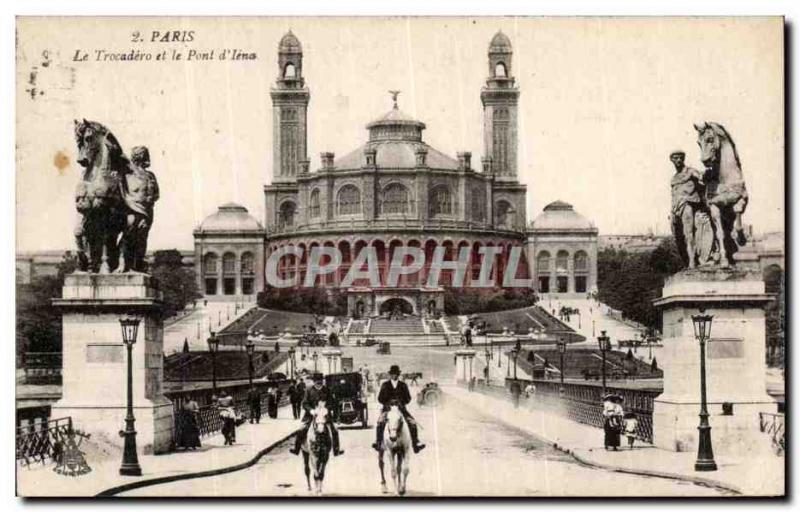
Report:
312,351,319,372
691,312,717,472
484,344,492,384
118,317,142,476
557,339,566,390
510,347,519,380
246,338,255,388
288,347,296,380
597,330,611,393
207,331,220,394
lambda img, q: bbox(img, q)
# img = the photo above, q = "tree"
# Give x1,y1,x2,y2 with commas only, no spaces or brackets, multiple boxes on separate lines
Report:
16,251,79,363
150,250,202,318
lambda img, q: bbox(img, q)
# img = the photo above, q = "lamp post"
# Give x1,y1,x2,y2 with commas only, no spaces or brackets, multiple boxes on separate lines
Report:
288,347,296,380
118,317,142,476
557,339,566,390
484,344,492,384
245,338,255,388
597,330,611,393
312,352,319,373
692,313,717,472
510,347,519,380
207,331,220,394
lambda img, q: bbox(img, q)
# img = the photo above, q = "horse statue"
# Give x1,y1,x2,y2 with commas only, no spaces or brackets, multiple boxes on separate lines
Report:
301,403,332,495
377,404,412,496
73,119,129,273
694,122,749,267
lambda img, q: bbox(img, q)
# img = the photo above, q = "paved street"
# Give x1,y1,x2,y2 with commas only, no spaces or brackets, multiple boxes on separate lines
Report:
122,393,729,497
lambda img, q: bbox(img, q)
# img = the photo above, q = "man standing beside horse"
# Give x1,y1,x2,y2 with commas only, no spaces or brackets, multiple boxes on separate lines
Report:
289,373,344,456
119,145,160,272
373,365,426,453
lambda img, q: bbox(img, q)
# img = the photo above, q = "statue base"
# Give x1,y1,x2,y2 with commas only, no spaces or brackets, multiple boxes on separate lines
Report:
652,268,777,455
51,273,174,455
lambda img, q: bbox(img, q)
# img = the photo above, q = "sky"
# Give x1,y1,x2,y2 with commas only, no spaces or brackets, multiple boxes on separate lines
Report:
15,16,784,252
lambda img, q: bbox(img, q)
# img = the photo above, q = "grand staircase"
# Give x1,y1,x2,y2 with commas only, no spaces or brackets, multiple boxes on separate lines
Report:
369,317,426,335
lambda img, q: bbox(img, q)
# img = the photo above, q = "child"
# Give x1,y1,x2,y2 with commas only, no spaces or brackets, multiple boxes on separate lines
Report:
623,412,638,449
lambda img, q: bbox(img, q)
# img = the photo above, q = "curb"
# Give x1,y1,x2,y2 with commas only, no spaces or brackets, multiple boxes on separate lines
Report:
442,388,744,496
95,428,302,497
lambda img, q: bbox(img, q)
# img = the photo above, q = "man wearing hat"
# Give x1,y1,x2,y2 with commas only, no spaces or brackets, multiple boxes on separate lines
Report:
669,149,707,268
289,373,344,456
372,365,426,453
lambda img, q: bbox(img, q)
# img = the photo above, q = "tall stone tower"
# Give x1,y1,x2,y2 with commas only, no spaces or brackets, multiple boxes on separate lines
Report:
271,31,310,182
481,31,519,181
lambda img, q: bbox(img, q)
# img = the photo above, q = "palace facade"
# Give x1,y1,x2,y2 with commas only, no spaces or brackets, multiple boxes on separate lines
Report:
191,31,600,314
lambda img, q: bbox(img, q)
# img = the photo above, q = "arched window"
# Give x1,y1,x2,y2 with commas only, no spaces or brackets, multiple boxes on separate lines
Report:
284,62,296,78
494,200,515,229
495,62,507,78
309,189,321,218
240,252,255,274
556,251,569,273
381,183,410,214
278,201,296,228
536,251,551,293
429,185,452,216
222,252,237,274
203,253,218,274
337,185,361,216
472,187,486,222
574,251,588,272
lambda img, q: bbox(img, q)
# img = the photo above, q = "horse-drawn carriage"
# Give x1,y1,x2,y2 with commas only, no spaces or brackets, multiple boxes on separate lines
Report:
377,341,391,354
324,372,369,429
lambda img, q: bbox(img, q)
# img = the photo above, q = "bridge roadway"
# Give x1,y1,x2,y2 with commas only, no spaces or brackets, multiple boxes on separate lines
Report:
121,348,728,497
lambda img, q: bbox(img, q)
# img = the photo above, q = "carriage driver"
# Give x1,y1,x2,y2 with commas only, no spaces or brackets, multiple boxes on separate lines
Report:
372,365,426,453
289,373,345,456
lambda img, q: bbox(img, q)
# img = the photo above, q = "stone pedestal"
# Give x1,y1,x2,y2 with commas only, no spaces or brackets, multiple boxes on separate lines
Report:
51,273,173,454
652,269,776,455
321,349,343,375
455,350,477,383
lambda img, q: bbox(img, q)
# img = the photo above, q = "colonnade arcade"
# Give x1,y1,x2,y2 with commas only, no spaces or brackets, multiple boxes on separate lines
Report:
201,250,257,296
269,237,530,289
535,249,591,294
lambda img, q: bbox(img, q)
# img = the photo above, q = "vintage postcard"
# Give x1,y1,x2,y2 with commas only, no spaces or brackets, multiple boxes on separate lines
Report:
15,16,785,497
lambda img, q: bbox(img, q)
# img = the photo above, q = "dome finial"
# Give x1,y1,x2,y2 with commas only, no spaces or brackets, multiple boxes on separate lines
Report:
388,90,401,109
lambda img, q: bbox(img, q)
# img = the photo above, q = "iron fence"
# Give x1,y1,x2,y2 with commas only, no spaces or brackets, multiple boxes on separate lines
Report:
167,379,293,442
759,412,785,455
504,378,658,443
16,416,74,467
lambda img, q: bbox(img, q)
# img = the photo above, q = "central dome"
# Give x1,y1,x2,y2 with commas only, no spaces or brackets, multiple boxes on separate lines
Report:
366,105,427,142
531,201,596,231
197,203,264,233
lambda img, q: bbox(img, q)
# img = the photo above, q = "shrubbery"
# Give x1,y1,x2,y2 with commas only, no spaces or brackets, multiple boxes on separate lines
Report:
443,287,538,316
257,286,348,316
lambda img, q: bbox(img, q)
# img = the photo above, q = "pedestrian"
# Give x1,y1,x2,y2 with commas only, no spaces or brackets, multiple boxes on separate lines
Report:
623,412,638,450
290,377,305,419
218,390,237,445
602,393,624,451
247,386,262,424
267,386,281,419
510,380,522,409
176,398,201,450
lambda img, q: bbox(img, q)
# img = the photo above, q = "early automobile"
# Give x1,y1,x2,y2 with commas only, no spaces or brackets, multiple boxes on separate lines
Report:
416,382,442,407
324,372,369,429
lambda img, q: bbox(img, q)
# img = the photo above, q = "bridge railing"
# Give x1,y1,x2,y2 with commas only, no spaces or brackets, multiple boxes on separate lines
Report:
16,416,74,467
504,378,658,443
759,412,785,455
166,379,293,442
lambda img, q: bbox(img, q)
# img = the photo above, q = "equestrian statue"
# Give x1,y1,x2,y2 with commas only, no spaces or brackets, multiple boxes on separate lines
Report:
72,119,159,273
670,122,749,269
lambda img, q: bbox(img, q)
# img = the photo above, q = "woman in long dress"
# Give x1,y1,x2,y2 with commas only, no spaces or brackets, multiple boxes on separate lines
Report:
602,394,624,450
177,398,201,450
